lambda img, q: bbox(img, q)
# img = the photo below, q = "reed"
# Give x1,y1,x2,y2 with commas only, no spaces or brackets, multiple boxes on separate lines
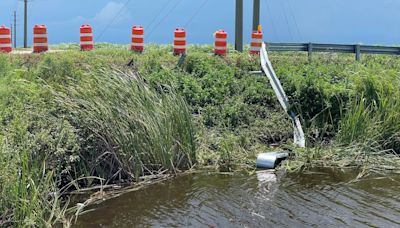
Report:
52,69,196,182
0,54,195,226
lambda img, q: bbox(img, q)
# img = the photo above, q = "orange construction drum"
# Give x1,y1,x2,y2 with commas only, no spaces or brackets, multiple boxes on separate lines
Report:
214,30,227,56
250,26,263,55
0,25,12,53
173,28,186,55
80,25,94,51
33,25,48,53
131,26,144,52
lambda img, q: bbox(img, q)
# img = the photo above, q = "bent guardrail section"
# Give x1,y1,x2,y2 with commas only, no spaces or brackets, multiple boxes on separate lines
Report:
260,43,305,148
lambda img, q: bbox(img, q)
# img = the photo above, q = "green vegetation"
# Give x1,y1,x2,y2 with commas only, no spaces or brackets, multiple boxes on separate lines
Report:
0,50,194,226
1,44,400,226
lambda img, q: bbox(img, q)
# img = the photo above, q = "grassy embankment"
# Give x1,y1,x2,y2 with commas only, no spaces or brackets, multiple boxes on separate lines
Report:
1,44,400,226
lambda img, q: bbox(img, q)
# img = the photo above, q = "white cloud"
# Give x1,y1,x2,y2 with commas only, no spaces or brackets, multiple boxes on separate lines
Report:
75,1,132,25
94,2,131,24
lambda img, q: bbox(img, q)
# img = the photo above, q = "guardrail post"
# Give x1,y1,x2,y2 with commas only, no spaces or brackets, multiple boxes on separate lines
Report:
308,43,313,62
355,44,361,61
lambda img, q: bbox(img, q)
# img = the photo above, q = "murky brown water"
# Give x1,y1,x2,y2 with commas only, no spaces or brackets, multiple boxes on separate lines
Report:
76,169,400,227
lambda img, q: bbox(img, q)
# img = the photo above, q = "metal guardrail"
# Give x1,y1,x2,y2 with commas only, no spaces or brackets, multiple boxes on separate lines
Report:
260,43,305,148
265,42,400,61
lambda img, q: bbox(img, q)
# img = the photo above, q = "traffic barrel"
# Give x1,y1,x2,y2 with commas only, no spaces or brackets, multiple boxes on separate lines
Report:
250,25,263,55
131,26,144,53
173,28,186,55
80,25,94,51
33,25,48,53
214,30,227,56
0,25,12,53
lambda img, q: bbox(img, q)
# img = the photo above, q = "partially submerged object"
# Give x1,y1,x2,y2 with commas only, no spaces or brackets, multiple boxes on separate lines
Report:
256,152,289,169
256,43,305,169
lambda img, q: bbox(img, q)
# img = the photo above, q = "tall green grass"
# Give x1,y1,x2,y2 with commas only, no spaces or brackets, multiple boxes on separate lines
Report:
338,76,400,153
0,59,73,226
0,53,195,226
53,69,196,183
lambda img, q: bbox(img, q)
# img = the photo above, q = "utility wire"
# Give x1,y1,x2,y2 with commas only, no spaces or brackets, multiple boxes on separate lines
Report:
263,0,278,41
97,0,132,40
286,0,303,41
183,0,209,28
280,0,294,42
146,0,174,30
147,0,184,39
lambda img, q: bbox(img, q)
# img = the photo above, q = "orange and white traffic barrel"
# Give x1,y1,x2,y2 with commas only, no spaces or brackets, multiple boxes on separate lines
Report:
33,25,48,53
0,25,12,53
80,25,94,51
173,28,186,55
214,30,227,56
250,25,263,55
131,26,144,52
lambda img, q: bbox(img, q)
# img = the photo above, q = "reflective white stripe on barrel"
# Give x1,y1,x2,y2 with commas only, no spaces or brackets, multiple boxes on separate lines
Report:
215,38,227,42
33,43,48,47
174,37,186,41
215,46,227,50
33,34,47,38
132,35,144,39
250,46,261,51
0,43,11,48
0,35,11,39
173,45,186,49
132,43,144,47
80,33,93,37
80,41,94,45
252,38,263,43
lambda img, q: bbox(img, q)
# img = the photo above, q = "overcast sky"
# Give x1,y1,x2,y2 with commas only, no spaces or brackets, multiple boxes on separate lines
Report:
1,0,399,46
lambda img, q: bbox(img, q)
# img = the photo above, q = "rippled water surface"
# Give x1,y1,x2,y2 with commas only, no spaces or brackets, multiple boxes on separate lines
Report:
76,169,400,227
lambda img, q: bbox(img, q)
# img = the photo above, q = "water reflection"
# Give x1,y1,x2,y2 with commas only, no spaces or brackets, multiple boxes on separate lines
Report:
76,169,400,227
